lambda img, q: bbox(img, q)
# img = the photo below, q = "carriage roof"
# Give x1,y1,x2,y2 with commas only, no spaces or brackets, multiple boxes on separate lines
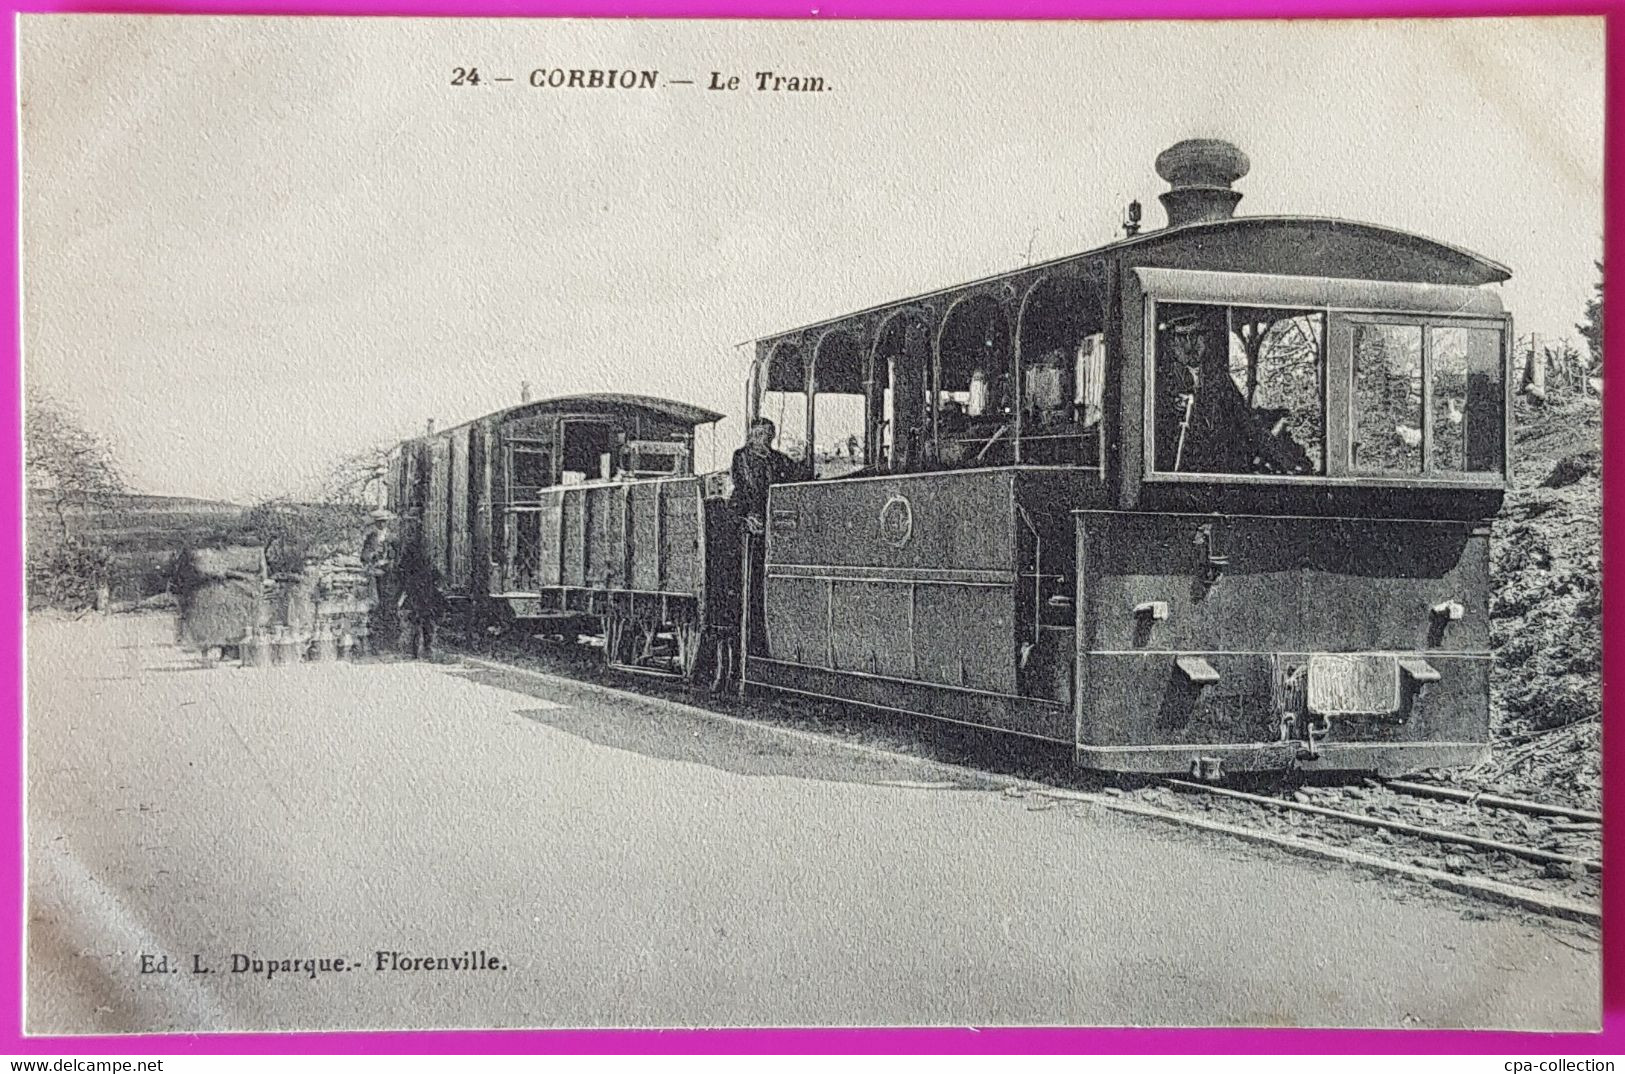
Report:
483,393,723,429
410,393,724,443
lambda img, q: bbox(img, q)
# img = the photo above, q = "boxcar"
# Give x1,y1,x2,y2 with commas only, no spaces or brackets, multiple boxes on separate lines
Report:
740,139,1512,777
386,392,737,679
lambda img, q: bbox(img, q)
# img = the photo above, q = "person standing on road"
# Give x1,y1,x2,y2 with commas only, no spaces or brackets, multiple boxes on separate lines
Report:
395,522,443,660
360,509,399,652
171,531,265,666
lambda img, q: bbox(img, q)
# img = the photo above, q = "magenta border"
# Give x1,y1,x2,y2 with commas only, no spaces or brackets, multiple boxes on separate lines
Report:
2,3,1617,1056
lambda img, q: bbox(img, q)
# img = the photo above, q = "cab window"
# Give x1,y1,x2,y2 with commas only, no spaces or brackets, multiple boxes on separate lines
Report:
1351,320,1505,476
1430,325,1505,474
560,420,615,482
760,343,811,471
936,297,1013,468
1152,302,1325,476
809,331,868,479
622,441,688,477
1016,333,1105,467
1352,323,1424,473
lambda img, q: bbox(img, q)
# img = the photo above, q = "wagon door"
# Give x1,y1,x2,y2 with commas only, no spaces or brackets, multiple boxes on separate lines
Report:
423,435,452,580
447,424,472,595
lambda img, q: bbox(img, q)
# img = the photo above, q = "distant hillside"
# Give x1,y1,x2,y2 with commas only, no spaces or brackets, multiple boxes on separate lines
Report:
28,488,243,517
28,490,247,544
27,490,253,600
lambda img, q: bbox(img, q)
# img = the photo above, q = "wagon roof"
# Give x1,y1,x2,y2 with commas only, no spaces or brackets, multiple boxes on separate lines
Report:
471,393,724,432
748,215,1512,347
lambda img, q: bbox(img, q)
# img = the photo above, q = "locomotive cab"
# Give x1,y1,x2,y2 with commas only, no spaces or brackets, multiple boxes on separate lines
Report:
742,139,1512,777
1078,266,1510,775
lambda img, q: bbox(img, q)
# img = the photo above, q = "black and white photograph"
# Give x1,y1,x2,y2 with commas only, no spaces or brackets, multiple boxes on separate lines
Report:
20,15,1605,1034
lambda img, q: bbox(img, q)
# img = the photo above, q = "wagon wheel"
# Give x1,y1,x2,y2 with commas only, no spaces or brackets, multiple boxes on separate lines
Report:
674,620,704,683
636,621,660,665
603,612,630,669
703,631,738,694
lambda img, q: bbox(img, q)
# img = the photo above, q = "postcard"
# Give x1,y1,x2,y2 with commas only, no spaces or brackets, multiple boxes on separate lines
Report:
20,14,1604,1034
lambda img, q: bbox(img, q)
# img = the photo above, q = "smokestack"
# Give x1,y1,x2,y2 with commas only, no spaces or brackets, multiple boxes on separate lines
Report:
521,380,532,403
425,418,435,435
1155,139,1249,228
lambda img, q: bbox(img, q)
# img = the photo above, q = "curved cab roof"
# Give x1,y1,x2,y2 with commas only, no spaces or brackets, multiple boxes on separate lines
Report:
752,215,1512,351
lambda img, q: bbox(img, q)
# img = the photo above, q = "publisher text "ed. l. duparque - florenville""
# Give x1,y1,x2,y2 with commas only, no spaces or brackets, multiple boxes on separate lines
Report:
139,951,506,981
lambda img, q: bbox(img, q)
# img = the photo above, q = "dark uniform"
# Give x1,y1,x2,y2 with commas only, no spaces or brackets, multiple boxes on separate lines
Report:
1157,321,1312,475
396,534,443,659
360,520,399,650
730,443,799,656
729,444,800,530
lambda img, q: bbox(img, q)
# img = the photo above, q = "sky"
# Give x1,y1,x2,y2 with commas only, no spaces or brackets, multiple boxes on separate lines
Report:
19,15,1605,503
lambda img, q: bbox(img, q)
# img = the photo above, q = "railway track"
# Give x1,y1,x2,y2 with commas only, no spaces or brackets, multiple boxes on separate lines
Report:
1146,776,1601,912
1161,778,1601,874
458,639,1602,926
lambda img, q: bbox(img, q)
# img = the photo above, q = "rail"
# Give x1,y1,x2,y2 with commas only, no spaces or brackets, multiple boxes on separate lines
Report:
1161,778,1600,874
1382,779,1602,824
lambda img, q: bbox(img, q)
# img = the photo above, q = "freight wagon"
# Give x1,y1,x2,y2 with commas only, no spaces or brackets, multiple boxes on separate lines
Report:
385,393,738,681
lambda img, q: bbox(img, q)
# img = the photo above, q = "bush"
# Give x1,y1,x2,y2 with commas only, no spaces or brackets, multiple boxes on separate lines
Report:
27,541,114,612
244,500,369,575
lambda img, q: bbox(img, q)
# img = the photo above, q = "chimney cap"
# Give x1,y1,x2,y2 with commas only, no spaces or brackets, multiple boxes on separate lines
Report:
1155,139,1250,189
1155,139,1250,228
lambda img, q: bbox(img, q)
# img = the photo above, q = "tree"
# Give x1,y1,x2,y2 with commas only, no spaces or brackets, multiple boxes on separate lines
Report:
244,443,394,573
242,498,361,574
317,443,394,509
24,388,127,543
1577,260,1603,371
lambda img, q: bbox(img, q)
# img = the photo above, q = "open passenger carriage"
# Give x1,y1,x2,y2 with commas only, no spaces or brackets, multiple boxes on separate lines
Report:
743,139,1512,777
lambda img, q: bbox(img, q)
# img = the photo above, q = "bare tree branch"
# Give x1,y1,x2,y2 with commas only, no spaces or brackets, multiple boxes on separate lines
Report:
24,387,127,544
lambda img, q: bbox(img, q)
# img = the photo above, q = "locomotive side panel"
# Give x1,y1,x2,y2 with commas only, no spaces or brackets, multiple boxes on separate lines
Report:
763,469,1019,693
753,470,1073,738
1078,511,1490,653
913,583,1018,692
767,469,1017,572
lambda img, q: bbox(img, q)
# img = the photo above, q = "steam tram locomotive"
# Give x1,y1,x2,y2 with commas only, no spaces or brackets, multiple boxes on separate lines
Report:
392,139,1513,777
